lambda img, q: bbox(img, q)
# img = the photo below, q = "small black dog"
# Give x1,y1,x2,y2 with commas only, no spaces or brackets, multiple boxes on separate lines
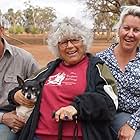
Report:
15,75,41,122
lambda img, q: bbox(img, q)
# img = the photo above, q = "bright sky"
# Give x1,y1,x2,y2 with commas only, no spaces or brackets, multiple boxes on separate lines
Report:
0,0,93,27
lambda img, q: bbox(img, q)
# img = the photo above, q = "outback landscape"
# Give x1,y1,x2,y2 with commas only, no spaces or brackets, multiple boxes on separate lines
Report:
5,34,112,68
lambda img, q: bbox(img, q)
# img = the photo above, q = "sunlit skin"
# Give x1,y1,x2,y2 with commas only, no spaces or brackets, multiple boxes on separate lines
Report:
118,15,140,53
58,38,86,65
0,26,25,132
115,15,140,140
114,15,140,72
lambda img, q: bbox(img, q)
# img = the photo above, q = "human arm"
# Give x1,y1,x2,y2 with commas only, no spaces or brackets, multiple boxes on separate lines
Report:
53,92,115,122
8,86,34,107
70,63,117,121
118,123,135,140
25,56,39,78
14,90,35,107
0,100,25,132
1,111,25,132
21,50,39,79
8,59,59,107
127,108,140,130
118,108,140,140
53,105,77,122
55,63,118,122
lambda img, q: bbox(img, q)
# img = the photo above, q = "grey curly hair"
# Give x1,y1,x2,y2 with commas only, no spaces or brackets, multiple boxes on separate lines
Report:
47,17,93,57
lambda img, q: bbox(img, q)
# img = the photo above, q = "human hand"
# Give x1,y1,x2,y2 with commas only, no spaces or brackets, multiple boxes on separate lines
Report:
118,123,135,140
54,105,77,122
14,90,35,108
2,111,25,132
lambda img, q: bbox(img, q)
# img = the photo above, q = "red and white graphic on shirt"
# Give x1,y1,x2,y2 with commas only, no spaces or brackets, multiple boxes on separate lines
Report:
46,72,77,86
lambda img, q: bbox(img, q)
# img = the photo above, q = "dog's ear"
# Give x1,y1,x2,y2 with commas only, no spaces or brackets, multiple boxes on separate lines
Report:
17,75,24,87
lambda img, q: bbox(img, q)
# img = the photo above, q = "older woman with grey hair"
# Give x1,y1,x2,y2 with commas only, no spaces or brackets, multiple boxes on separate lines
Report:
8,17,117,140
47,17,93,57
97,5,140,140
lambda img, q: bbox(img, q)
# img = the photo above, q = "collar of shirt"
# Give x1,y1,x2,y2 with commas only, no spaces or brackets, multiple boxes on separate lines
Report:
2,38,13,57
109,43,140,61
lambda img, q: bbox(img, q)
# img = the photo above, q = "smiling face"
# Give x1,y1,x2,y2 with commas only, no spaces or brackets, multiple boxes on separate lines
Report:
58,37,86,65
118,15,140,52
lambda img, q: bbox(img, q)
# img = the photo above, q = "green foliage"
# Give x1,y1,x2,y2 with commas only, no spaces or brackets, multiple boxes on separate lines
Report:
30,26,40,34
24,25,40,34
80,0,140,38
8,25,24,34
2,1,57,34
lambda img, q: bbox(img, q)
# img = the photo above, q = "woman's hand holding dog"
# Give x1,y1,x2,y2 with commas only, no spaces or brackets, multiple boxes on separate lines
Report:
14,90,35,108
1,111,25,132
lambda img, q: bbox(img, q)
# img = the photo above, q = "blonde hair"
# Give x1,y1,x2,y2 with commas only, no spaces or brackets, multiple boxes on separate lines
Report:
113,5,140,32
112,5,140,42
47,17,93,57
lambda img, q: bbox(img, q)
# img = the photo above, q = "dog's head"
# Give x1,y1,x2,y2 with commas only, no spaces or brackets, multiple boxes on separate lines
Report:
17,76,41,102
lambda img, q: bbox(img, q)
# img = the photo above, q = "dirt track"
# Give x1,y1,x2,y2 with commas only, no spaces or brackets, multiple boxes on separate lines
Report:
18,45,54,67
18,44,109,68
6,34,111,67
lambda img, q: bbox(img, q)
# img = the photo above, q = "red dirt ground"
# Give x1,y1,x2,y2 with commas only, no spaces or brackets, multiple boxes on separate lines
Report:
18,45,54,68
6,34,111,67
18,44,110,68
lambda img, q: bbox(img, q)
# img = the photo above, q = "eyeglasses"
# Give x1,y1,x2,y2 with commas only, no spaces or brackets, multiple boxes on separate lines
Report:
58,38,82,48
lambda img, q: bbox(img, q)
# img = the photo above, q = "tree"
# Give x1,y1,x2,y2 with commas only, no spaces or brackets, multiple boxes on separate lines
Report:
23,1,56,33
3,9,15,25
34,7,56,33
80,0,140,39
3,9,25,34
15,10,25,26
3,8,17,33
2,0,57,34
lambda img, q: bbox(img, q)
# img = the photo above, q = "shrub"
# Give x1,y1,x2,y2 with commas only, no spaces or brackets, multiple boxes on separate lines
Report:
8,25,24,34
